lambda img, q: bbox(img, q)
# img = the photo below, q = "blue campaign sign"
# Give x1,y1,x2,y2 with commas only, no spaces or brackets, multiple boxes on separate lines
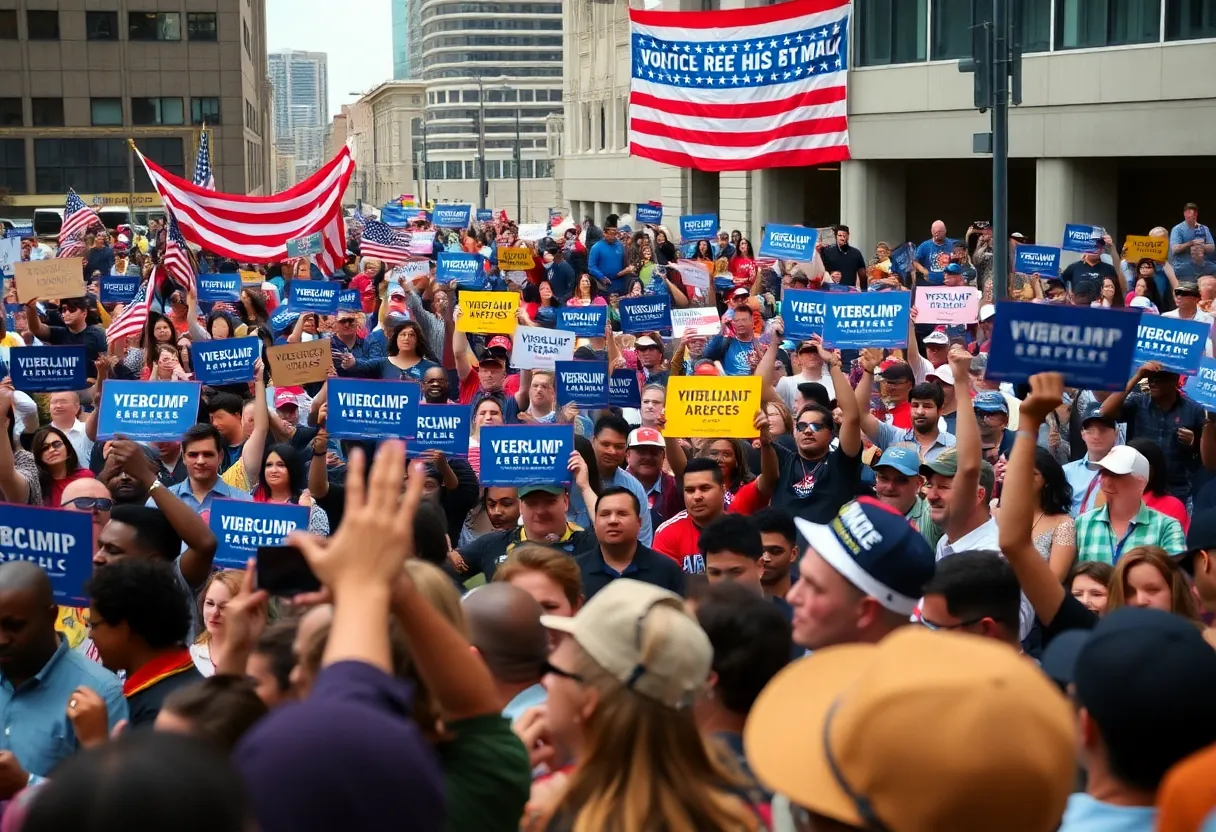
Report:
9,345,87,393
1063,223,1102,253
191,336,260,386
381,203,409,226
821,291,911,350
209,499,310,570
97,380,201,440
556,306,608,337
434,204,472,228
780,289,828,342
759,225,818,261
269,306,300,332
289,281,339,315
197,272,241,303
476,209,494,222
1187,358,1216,411
437,252,482,284
479,424,575,487
985,302,1142,392
1013,245,1062,277
100,275,140,304
409,404,471,458
0,504,93,605
6,224,34,240
889,242,914,276
338,289,362,311
636,203,663,225
679,214,719,242
618,296,671,334
4,304,18,332
556,360,609,409
1132,315,1211,376
326,378,421,440
609,369,641,409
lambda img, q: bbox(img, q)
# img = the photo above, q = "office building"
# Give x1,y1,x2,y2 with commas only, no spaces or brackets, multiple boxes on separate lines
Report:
391,0,422,79
0,0,273,222
419,0,563,221
268,48,328,176
348,81,426,208
558,0,1216,252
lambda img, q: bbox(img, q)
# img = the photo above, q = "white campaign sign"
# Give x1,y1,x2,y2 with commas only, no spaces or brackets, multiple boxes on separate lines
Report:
0,237,19,277
393,260,432,282
511,327,576,370
676,259,710,290
671,307,722,338
518,224,548,242
409,231,435,255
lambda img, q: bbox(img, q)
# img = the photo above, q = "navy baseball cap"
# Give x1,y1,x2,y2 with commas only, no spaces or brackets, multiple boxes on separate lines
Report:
794,498,935,616
974,391,1009,414
1174,510,1216,575
1080,401,1116,428
873,445,921,477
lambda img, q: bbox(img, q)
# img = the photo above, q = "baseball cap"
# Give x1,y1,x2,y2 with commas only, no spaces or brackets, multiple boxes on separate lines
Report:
875,360,913,384
540,579,712,710
969,352,989,375
693,359,720,376
273,388,302,409
729,287,750,299
923,328,950,346
1079,401,1115,428
627,427,664,448
518,484,566,498
1175,281,1201,297
1094,445,1150,479
920,450,996,499
793,499,936,616
1175,511,1216,575
746,628,1074,832
944,263,965,275
487,335,512,351
573,345,598,360
1129,295,1159,312
1009,231,1026,241
979,303,996,323
873,445,921,477
634,335,660,349
927,364,955,386
973,391,1008,413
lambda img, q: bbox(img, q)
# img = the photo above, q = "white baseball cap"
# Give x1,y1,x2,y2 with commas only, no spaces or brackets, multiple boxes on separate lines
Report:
1095,445,1150,480
979,304,996,323
923,329,950,345
928,364,955,386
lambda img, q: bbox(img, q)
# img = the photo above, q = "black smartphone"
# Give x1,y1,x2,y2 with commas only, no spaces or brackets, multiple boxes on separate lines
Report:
255,545,321,597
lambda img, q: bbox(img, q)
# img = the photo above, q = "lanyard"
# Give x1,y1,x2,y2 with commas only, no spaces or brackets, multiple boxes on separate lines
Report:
1110,521,1137,565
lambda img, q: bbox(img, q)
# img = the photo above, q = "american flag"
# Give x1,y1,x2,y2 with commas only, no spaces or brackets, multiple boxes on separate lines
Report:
162,215,197,294
58,189,102,258
360,218,413,264
105,278,153,345
628,0,850,171
134,144,354,275
193,129,215,190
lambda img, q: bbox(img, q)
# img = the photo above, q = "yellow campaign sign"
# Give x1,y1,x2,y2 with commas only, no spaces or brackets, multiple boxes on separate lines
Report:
497,247,535,271
239,270,263,284
1124,235,1169,262
664,375,762,439
457,290,519,335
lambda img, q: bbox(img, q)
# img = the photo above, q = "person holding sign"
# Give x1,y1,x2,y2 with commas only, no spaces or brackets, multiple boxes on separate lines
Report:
702,289,760,376
24,297,107,369
345,320,441,383
452,318,527,418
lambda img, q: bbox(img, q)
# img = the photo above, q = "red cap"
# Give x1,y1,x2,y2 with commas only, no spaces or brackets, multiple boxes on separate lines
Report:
274,387,303,409
693,360,721,376
487,335,512,351
628,427,665,448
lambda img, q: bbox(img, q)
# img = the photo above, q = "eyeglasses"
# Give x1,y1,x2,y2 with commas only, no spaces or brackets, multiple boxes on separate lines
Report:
919,615,985,632
337,318,358,325
41,440,65,452
64,497,113,512
795,421,830,434
541,660,584,683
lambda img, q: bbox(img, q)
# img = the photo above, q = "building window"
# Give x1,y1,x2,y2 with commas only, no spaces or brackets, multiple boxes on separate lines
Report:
464,160,476,179
129,12,181,41
86,11,119,40
187,12,217,41
242,21,250,55
1166,0,1216,39
90,98,123,126
463,90,478,102
27,10,59,40
519,89,534,102
1055,0,1161,49
133,138,184,190
132,97,185,125
191,97,222,125
932,0,987,59
0,139,25,194
0,11,16,39
0,98,21,127
535,159,553,178
857,0,928,66
437,91,447,103
35,138,128,194
31,98,64,127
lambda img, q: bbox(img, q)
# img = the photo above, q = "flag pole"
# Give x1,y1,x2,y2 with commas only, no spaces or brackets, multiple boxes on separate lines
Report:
127,137,136,231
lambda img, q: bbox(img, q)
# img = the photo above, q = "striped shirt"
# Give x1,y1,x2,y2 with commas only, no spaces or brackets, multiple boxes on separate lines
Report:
1075,503,1186,565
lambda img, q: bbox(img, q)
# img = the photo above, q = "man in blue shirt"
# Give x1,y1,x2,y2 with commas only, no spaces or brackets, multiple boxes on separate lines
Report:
703,289,759,376
160,423,251,515
587,221,631,296
1170,202,1214,271
913,220,951,286
0,562,127,788
591,414,654,546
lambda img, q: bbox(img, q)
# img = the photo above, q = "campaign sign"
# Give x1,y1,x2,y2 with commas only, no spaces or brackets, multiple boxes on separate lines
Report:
434,204,472,228
618,296,672,334
476,209,494,222
780,289,829,342
198,272,241,303
0,504,93,605
479,424,575,487
285,232,324,258
269,306,300,332
671,307,722,338
97,380,201,440
0,237,18,277
679,214,718,242
209,499,310,570
191,336,260,386
1013,245,1062,278
913,286,981,325
408,404,471,458
759,225,818,261
1063,224,1103,253
338,290,362,312
985,302,1141,392
1186,358,1216,411
512,327,575,370
6,224,34,240
326,378,421,440
1132,315,1211,376
10,345,87,393
636,203,663,225
394,260,431,283
556,306,608,338
409,231,436,256
556,360,609,409
675,259,710,291
821,292,911,350
889,242,915,276
289,281,339,315
609,369,641,409
437,252,481,284
100,274,140,304
381,203,409,227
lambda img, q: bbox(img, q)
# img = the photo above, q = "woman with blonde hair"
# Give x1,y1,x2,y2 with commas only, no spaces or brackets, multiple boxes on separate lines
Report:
1106,546,1201,625
190,569,247,676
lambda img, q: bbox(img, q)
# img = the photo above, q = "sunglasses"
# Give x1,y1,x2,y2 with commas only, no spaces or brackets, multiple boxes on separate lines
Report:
541,660,584,683
65,497,113,512
337,318,358,325
795,421,830,434
41,440,65,451
919,615,985,632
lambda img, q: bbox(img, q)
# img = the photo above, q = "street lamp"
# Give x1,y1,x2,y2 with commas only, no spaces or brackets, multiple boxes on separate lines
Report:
473,75,508,215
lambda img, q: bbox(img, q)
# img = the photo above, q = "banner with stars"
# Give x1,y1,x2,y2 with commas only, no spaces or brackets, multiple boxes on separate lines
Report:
628,0,850,172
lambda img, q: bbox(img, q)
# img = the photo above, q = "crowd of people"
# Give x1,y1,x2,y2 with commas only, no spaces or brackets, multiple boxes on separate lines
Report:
0,198,1215,831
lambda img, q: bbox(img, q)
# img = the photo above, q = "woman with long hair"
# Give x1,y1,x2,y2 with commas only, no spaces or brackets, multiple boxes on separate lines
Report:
123,310,177,377
206,308,238,340
1106,546,1202,624
693,239,715,263
762,399,793,438
237,287,269,329
1127,437,1190,532
1027,446,1077,581
728,238,757,288
566,274,606,307
1067,561,1113,616
702,438,754,503
32,425,93,507
353,320,440,382
653,229,677,266
176,334,193,376
1092,276,1124,308
525,280,562,325
468,397,504,476
251,443,329,535
189,569,245,676
143,342,193,381
1125,261,1164,309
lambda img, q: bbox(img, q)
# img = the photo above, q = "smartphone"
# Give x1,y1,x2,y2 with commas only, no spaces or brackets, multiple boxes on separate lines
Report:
255,545,321,597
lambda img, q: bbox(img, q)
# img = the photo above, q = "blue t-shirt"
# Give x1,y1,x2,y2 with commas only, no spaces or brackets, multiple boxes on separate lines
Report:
915,238,953,285
703,334,758,376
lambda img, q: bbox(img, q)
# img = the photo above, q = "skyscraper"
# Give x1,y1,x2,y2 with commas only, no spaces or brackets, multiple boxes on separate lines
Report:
268,49,329,175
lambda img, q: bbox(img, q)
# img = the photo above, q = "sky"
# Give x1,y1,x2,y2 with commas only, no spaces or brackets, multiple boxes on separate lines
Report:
265,0,394,119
